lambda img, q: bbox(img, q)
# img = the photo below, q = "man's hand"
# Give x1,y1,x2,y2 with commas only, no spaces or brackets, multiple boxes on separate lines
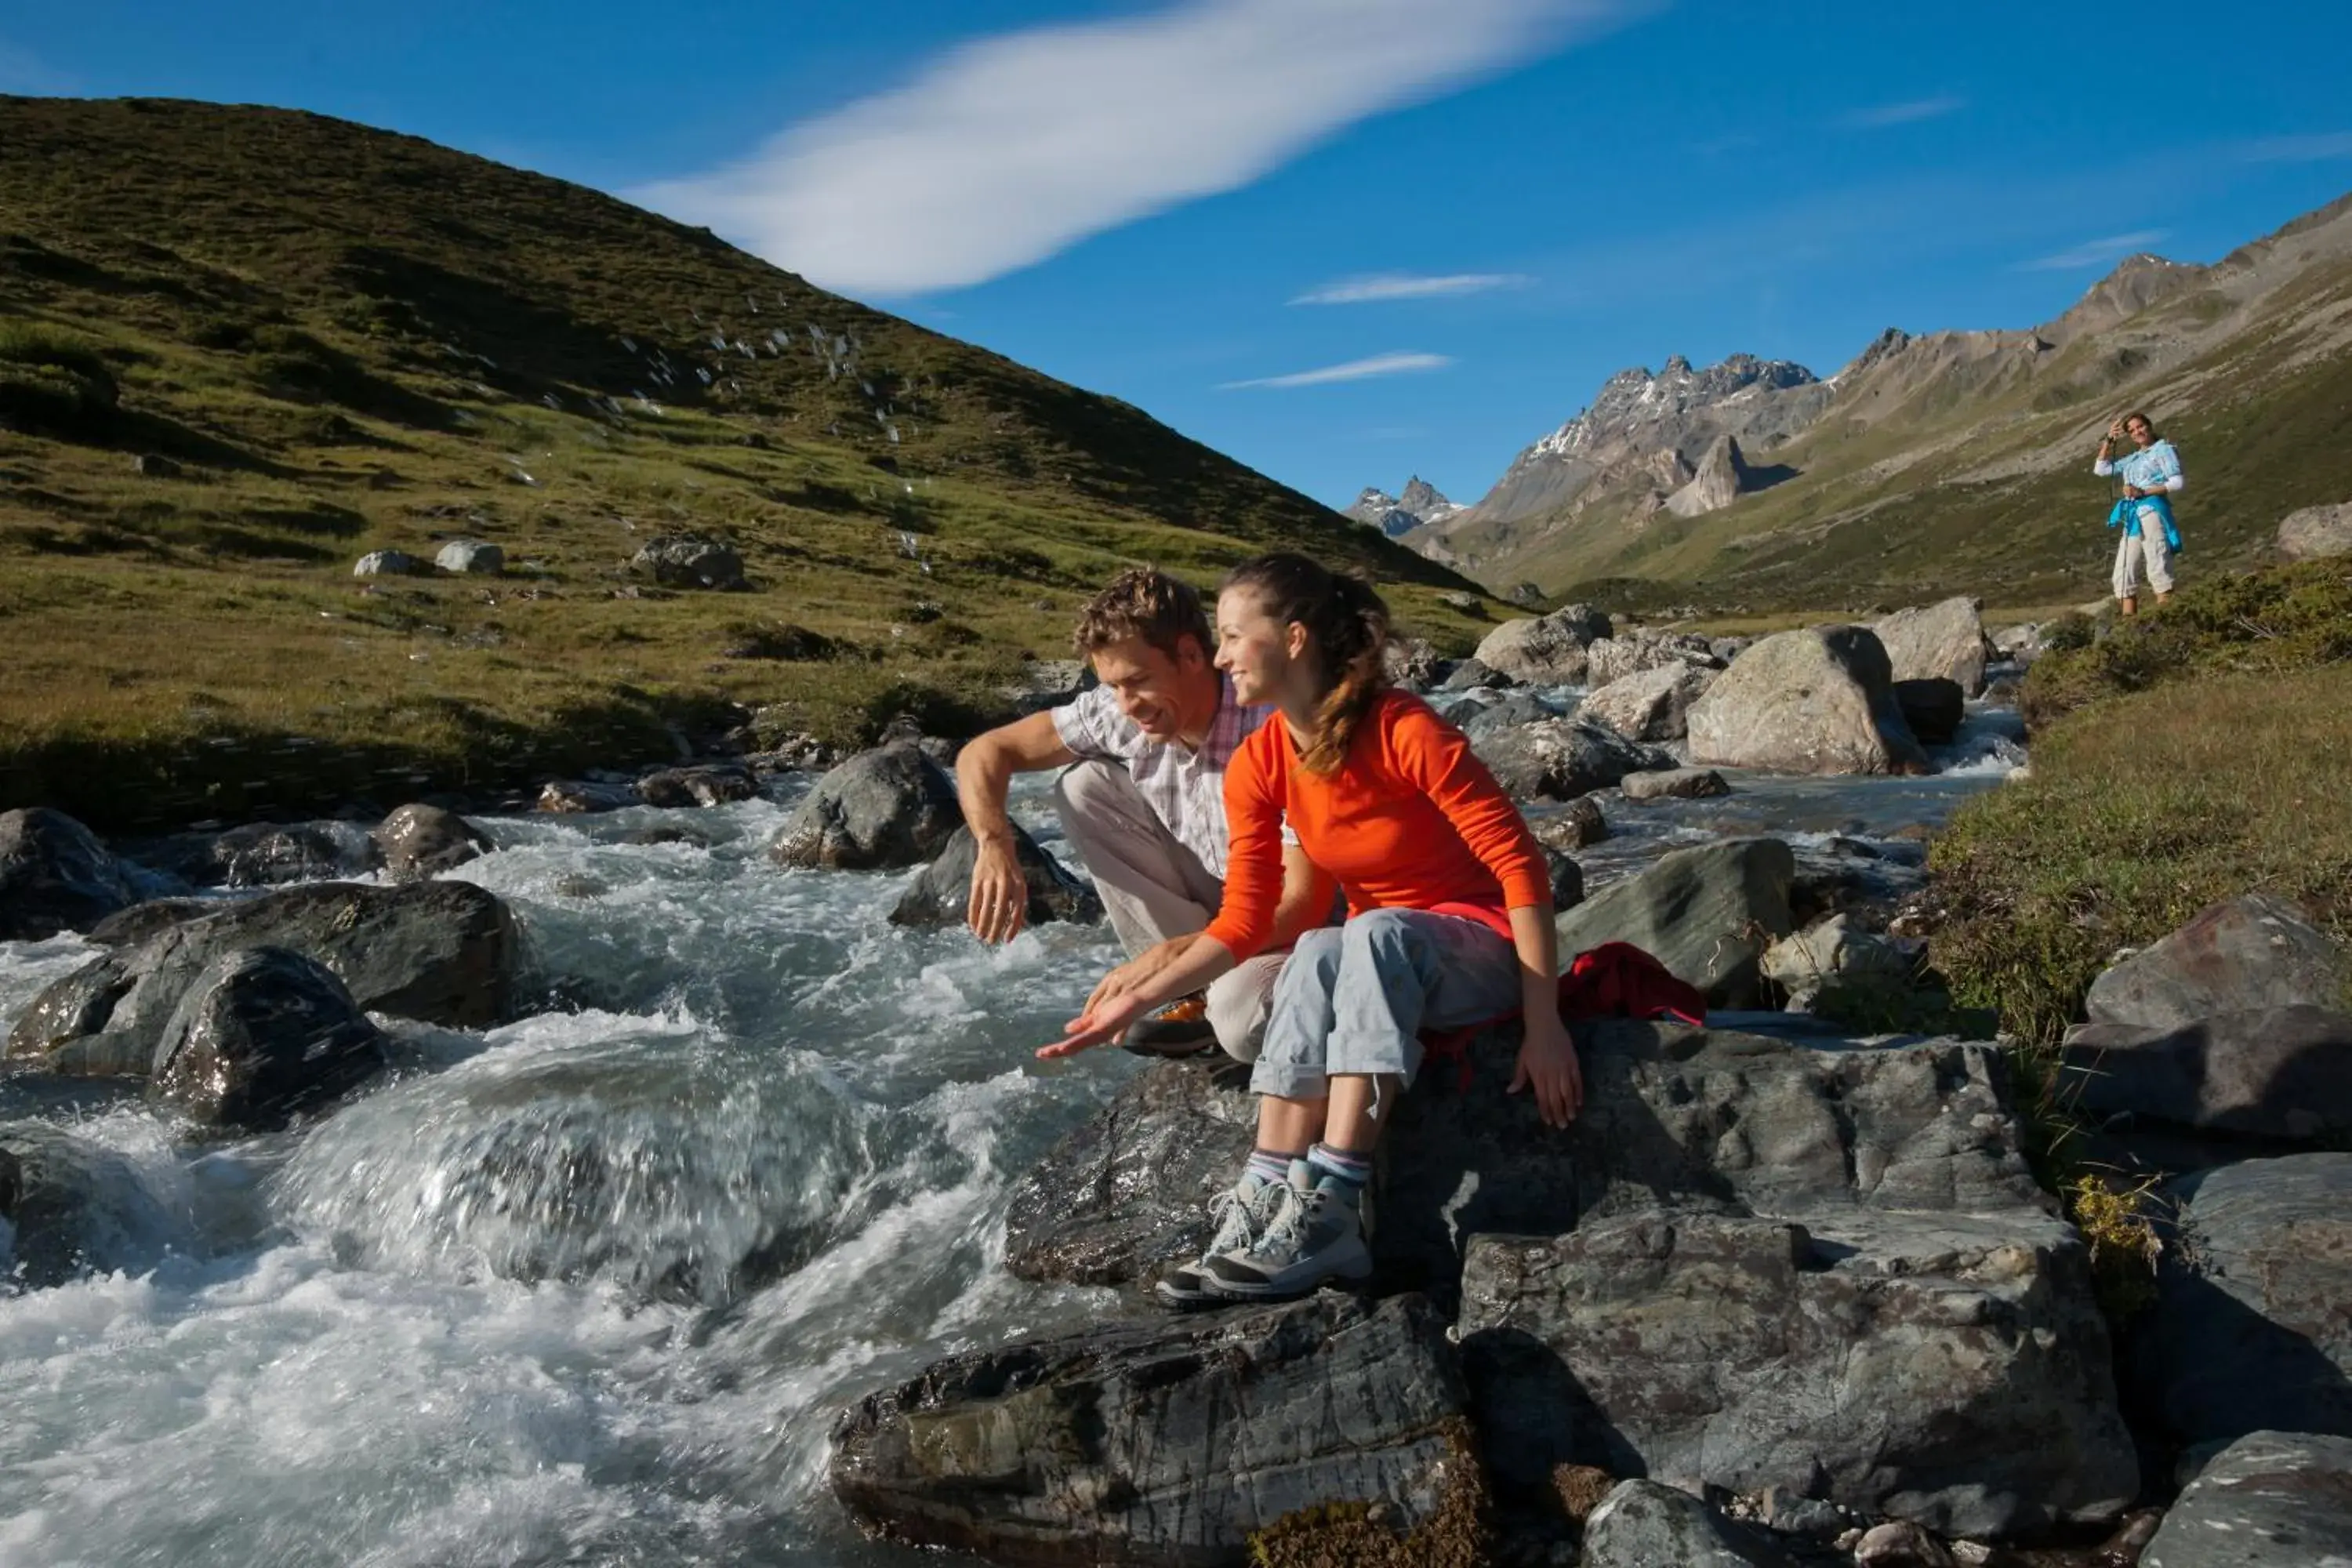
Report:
1039,989,1151,1059
1508,1014,1584,1128
967,836,1031,945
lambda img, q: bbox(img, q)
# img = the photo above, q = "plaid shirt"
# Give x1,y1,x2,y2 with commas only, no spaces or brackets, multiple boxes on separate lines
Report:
1051,673,1272,879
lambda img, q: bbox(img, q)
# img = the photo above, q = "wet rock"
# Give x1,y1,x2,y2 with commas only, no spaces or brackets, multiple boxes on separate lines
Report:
89,898,236,946
1543,848,1584,912
770,742,962,871
1440,656,1512,691
1532,796,1609,849
2140,1430,2352,1566
634,764,758,808
372,803,492,883
7,880,519,1074
1581,1481,1799,1567
1580,663,1720,743
1584,630,1720,689
535,779,638,814
888,824,1102,930
0,1120,192,1287
434,539,503,574
1874,598,1991,695
1620,765,1730,801
149,947,387,1130
1552,838,1795,1006
632,534,746,590
1474,605,1613,684
133,819,383,889
2278,499,2352,561
1852,1521,1959,1566
1893,677,1965,746
1458,691,1559,738
2059,1006,2352,1145
1383,635,1446,690
1687,627,1929,776
0,807,136,939
829,1293,1475,1566
1473,718,1673,803
351,549,430,577
1460,1206,2136,1537
2132,1153,2352,1448
2085,893,2343,1032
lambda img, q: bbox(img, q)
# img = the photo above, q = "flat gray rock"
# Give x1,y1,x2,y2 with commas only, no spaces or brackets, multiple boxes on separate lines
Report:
1581,1480,1799,1567
829,1294,1474,1566
1621,765,1730,800
2086,893,2343,1032
2142,1430,2352,1567
1552,837,1794,1007
2060,1005,2352,1144
2132,1152,2352,1448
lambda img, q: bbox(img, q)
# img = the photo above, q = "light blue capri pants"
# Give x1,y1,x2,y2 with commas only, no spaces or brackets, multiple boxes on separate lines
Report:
1250,906,1526,1102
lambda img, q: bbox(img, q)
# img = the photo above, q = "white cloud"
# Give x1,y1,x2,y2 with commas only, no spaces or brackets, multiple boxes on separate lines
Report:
2240,131,2352,163
1290,271,1533,304
1221,350,1454,389
1839,95,1965,129
634,0,1646,296
2018,229,2171,271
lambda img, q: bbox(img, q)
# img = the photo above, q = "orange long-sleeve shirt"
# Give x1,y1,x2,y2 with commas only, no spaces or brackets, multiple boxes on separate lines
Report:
1204,689,1551,962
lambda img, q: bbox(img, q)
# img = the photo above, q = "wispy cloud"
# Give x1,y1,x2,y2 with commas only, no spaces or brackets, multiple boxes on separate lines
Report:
1291,271,1532,305
0,37,77,93
2017,229,2171,271
1838,95,1965,130
2239,131,2352,164
1221,351,1454,390
634,0,1647,296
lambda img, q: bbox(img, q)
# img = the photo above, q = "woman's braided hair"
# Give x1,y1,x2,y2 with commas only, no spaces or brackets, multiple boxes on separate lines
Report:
1221,552,1391,776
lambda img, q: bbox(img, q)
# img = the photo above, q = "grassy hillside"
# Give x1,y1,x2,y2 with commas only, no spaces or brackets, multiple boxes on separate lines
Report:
0,96,1489,829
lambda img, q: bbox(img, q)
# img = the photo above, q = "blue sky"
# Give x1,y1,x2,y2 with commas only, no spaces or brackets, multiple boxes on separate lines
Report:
8,1,2352,511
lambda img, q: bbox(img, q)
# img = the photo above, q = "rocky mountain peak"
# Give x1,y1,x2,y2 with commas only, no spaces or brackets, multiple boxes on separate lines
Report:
1345,476,1460,538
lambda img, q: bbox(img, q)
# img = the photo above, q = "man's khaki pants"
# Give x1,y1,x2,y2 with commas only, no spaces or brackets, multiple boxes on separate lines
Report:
1051,759,1290,1061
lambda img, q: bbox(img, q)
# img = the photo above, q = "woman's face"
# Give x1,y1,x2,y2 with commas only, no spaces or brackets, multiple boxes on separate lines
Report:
2126,416,2154,448
1213,587,1301,706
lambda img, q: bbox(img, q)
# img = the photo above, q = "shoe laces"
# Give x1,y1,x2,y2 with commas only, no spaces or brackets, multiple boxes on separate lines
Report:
1206,1175,1282,1253
1251,1182,1324,1259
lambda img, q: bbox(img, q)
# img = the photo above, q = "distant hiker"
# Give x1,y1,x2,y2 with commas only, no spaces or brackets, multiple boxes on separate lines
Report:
955,567,1331,1059
2096,411,2184,615
1042,554,1581,1306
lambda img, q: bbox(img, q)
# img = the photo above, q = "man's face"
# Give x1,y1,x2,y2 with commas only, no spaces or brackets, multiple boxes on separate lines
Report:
1089,635,1203,740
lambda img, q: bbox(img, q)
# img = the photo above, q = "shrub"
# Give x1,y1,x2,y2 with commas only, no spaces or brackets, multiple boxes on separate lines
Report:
0,321,119,437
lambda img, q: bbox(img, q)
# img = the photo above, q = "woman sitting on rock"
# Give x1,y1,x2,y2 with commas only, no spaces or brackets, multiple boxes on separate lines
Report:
1042,552,1582,1304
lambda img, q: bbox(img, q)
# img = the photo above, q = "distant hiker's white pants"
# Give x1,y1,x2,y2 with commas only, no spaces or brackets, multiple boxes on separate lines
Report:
2111,521,2174,599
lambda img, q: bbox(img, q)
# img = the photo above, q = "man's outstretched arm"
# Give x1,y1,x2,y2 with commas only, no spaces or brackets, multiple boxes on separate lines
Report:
955,711,1078,944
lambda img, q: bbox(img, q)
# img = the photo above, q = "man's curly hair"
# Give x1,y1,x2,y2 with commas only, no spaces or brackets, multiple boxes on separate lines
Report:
1072,568,1210,662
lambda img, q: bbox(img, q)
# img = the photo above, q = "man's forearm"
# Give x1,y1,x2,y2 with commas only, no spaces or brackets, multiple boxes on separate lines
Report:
956,742,1019,845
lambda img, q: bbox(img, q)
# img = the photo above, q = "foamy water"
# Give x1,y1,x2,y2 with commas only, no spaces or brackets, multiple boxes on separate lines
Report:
0,739,2024,1566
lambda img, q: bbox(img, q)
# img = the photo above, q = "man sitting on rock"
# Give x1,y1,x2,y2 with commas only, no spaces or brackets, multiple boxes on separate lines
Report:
956,568,1330,1058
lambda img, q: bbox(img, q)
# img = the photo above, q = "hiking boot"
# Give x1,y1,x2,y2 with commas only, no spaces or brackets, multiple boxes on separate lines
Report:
1154,1170,1287,1309
1201,1160,1373,1301
1121,993,1218,1058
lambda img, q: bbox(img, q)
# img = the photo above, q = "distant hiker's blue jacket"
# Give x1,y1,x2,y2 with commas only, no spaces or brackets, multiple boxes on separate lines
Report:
2096,438,2184,551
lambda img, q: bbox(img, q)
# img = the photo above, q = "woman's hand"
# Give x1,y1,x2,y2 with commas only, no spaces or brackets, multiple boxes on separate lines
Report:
2107,417,2127,441
1039,989,1152,1059
2123,485,2145,500
1081,936,1189,1018
1508,1012,1584,1128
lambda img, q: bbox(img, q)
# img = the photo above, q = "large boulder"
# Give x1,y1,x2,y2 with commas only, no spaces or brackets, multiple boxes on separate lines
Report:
2278,500,2352,561
1584,630,1719,689
133,819,383,889
1457,691,1559,739
149,947,387,1130
1551,837,1795,1007
0,1120,192,1287
2085,893,2343,1031
1473,604,1612,684
7,880,520,1075
1439,656,1511,691
829,1294,1481,1566
1459,1207,2136,1537
1581,1481,1799,1568
1687,626,1929,776
0,807,136,939
2059,1006,2352,1145
770,742,961,871
1873,598,1991,695
1579,663,1719,742
888,825,1103,930
372,803,493,883
632,534,746,590
434,539,503,574
2140,1431,2352,1567
2131,1152,2352,1448
1893,677,1965,746
1472,717,1673,803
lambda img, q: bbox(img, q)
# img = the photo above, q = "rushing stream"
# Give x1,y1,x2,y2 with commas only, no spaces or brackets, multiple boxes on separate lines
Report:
0,701,2026,1568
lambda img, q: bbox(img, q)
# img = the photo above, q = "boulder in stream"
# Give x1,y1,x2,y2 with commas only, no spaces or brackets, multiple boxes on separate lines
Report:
1579,662,1719,743
1873,597,1991,695
1583,630,1719,689
770,742,962,871
634,764,758,808
0,1120,191,1287
132,819,384,889
887,825,1102,929
148,946,387,1130
1686,627,1928,776
0,807,137,939
372,803,493,883
1472,717,1673,802
1472,604,1612,684
1893,677,1965,746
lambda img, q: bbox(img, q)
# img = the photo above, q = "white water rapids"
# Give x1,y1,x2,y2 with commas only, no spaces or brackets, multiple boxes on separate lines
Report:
0,706,2026,1567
